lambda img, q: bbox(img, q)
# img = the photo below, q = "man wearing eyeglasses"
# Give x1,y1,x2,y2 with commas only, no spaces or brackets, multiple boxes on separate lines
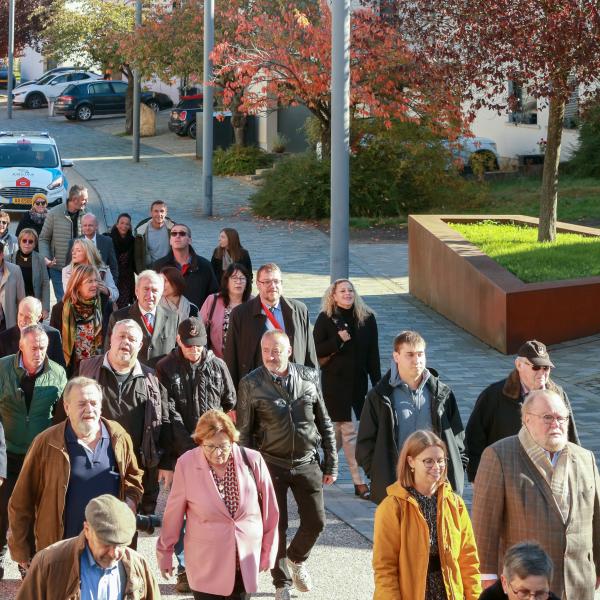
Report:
465,340,579,483
472,389,600,600
224,262,317,388
0,211,18,256
153,223,218,311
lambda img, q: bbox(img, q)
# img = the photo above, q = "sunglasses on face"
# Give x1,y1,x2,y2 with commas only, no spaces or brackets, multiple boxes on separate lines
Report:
170,231,187,237
21,239,35,245
523,360,551,372
34,201,47,206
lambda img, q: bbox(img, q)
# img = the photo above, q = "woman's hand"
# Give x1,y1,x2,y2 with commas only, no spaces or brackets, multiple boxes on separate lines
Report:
161,567,175,579
337,330,351,342
96,281,110,297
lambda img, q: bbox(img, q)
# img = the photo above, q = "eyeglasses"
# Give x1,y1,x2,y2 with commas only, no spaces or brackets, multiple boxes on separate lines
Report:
420,458,447,469
203,443,231,454
34,201,47,206
170,230,187,237
507,582,549,600
522,360,550,372
258,279,282,286
21,239,35,245
0,220,8,225
230,275,246,282
526,413,569,425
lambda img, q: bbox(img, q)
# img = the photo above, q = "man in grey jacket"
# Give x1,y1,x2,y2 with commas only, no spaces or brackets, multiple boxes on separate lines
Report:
38,184,88,300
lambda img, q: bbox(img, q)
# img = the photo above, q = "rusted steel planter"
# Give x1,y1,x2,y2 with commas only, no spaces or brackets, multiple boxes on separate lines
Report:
408,214,600,353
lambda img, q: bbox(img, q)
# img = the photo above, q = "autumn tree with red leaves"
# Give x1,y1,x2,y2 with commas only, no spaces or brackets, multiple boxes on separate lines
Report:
212,0,466,154
0,0,55,57
399,0,600,241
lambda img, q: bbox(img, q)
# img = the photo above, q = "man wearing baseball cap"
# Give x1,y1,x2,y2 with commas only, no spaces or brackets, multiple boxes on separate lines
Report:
465,339,580,482
17,495,160,599
155,316,236,592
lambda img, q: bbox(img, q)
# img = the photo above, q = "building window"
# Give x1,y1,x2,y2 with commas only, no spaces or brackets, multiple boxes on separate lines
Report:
508,81,538,125
563,84,579,130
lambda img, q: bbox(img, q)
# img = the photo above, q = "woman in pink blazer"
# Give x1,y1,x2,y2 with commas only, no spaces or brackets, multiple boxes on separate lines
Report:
157,410,279,599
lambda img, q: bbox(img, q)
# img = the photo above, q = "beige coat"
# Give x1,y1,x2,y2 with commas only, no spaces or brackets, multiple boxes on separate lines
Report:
472,435,600,600
38,204,87,269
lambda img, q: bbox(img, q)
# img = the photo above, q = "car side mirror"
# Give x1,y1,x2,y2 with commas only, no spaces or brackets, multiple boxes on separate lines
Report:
61,159,74,168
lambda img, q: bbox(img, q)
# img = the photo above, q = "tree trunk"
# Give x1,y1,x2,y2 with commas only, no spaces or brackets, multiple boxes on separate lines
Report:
538,95,565,242
230,93,247,147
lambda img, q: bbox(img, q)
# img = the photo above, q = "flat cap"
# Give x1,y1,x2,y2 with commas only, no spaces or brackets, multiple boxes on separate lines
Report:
85,495,136,545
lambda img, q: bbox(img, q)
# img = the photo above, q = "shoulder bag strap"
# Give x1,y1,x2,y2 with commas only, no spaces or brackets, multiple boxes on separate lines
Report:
240,446,263,516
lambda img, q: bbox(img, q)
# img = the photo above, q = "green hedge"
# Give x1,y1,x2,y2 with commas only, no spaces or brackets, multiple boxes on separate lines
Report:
568,102,600,178
213,145,275,176
251,121,476,219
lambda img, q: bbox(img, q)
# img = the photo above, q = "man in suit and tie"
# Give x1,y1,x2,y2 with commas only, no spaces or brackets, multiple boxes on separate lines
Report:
105,270,178,368
224,262,317,388
65,213,118,283
473,389,600,600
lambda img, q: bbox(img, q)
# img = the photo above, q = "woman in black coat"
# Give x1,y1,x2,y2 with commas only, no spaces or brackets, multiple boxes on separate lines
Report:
313,278,380,499
106,212,136,309
210,227,252,284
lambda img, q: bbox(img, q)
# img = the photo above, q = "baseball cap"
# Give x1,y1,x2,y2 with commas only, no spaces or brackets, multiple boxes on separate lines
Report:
178,317,207,346
517,340,555,368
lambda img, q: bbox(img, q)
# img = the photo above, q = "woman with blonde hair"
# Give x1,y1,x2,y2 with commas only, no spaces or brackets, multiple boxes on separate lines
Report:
62,237,119,302
157,410,279,599
313,278,380,499
373,430,481,600
50,264,113,375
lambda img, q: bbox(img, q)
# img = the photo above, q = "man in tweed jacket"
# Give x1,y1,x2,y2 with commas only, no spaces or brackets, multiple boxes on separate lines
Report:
472,389,600,600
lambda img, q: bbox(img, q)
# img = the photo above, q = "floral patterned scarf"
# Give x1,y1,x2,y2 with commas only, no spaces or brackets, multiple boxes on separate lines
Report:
61,295,103,367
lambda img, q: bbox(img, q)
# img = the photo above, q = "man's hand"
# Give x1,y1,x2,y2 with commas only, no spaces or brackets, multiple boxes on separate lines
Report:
323,474,336,485
161,566,175,579
158,469,174,491
19,561,30,572
44,257,56,267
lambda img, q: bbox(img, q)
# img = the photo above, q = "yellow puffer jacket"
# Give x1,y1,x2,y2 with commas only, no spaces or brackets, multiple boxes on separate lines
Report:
372,481,481,600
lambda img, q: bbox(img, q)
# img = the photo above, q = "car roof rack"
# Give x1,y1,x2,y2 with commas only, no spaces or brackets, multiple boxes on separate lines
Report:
0,131,50,138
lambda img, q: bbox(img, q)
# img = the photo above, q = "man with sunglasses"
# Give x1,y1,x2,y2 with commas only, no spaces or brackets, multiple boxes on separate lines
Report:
473,389,600,600
465,340,579,482
153,223,218,311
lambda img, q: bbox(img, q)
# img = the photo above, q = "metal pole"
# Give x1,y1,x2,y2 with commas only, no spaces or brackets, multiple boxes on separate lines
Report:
7,0,15,119
202,0,214,216
330,0,350,280
132,0,142,162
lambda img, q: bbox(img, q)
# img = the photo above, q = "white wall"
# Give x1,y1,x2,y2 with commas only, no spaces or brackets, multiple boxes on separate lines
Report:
470,101,580,162
18,47,46,82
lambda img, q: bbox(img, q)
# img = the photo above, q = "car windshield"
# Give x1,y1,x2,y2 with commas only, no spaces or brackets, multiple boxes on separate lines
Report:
36,73,59,85
0,142,59,168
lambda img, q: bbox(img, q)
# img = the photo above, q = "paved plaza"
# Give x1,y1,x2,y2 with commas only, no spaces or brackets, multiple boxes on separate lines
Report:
2,107,600,598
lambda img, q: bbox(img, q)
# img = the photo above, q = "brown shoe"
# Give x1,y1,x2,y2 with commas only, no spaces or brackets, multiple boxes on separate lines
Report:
175,570,191,593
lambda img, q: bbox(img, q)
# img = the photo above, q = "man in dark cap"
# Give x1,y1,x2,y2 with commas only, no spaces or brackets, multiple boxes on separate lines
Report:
465,339,579,482
155,316,236,592
17,495,160,599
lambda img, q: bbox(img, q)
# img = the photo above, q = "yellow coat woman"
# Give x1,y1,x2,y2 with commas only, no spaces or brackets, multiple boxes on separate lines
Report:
372,431,481,600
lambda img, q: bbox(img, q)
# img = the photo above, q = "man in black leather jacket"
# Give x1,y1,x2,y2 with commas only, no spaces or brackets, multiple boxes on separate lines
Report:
237,330,337,600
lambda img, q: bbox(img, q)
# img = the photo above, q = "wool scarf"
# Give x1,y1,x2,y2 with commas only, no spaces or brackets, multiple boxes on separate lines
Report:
518,426,571,523
61,295,103,367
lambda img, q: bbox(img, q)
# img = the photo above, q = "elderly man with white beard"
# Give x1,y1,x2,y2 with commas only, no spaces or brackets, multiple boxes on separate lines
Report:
7,376,143,571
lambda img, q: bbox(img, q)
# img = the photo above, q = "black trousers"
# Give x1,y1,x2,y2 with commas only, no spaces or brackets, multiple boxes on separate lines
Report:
193,569,249,600
0,453,33,565
267,460,326,589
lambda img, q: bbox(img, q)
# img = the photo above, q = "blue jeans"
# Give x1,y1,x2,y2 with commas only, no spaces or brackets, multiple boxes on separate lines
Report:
48,267,64,301
174,518,186,571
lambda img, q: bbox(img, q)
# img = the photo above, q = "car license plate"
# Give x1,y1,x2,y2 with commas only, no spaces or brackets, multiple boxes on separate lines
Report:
12,197,32,205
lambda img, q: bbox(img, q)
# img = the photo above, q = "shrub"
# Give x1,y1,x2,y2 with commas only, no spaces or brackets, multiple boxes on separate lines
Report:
567,100,600,177
213,145,275,176
251,120,477,219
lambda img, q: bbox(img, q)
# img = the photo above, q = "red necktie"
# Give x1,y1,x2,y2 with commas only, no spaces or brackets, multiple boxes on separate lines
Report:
142,313,154,334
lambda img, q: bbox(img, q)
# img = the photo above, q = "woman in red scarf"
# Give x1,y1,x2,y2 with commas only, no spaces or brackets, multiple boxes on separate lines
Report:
50,264,113,375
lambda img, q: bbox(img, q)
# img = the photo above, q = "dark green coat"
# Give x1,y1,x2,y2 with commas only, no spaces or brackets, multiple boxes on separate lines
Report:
0,354,67,455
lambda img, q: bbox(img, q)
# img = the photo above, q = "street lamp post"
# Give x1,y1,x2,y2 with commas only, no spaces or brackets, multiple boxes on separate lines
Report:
132,0,142,162
202,0,214,216
7,0,15,119
330,0,350,281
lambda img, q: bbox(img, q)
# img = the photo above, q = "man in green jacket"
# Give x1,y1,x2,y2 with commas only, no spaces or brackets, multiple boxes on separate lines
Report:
0,323,67,580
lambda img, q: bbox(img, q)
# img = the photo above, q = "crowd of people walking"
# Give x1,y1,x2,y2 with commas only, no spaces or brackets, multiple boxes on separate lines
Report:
0,185,598,599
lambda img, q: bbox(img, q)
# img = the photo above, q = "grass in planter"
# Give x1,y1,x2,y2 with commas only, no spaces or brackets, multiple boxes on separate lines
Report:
449,220,600,283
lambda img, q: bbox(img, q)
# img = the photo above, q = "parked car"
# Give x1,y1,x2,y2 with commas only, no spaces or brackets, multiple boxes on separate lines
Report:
168,94,203,139
0,131,72,211
0,68,16,89
12,70,101,109
13,66,90,89
447,136,500,172
55,80,174,121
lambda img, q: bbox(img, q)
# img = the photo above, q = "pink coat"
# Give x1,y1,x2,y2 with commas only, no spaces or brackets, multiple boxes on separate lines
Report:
156,444,279,595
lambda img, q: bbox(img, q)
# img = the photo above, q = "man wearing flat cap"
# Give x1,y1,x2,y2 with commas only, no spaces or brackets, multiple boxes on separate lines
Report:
465,339,579,482
17,494,160,599
155,316,236,592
